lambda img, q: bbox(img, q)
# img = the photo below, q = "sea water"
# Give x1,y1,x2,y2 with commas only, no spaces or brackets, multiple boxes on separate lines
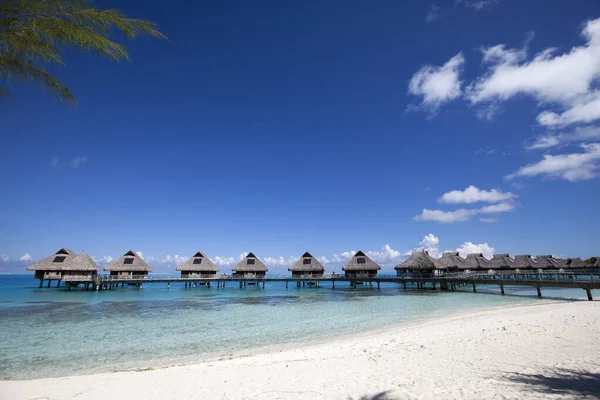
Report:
0,274,589,380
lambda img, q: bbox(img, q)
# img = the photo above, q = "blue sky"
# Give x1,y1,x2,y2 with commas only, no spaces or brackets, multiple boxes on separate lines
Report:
1,0,599,272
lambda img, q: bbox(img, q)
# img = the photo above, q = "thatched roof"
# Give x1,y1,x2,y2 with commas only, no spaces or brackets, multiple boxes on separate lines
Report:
487,253,513,270
567,257,585,269
104,250,152,272
534,255,559,269
395,250,441,270
464,253,489,269
176,251,219,272
288,252,325,272
343,251,381,271
232,252,268,272
437,252,465,269
61,252,98,271
26,248,76,271
513,254,534,269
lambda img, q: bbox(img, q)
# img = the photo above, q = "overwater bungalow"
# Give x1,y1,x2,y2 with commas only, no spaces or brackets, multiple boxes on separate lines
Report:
342,251,380,279
487,253,514,271
59,252,99,284
437,252,465,272
395,250,442,278
464,253,489,271
232,252,268,279
513,254,535,271
26,248,77,287
176,252,219,279
288,252,325,278
534,255,560,270
104,250,152,279
567,257,585,269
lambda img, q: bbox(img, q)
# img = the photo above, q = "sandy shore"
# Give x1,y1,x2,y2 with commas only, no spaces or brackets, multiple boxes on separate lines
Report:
1,301,599,400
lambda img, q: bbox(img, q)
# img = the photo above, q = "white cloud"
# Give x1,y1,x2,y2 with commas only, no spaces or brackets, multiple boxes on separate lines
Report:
467,18,600,110
506,143,600,182
408,52,465,113
239,252,249,261
439,185,516,204
479,218,497,223
157,255,187,268
49,157,59,167
332,251,355,264
71,156,88,168
456,0,501,10
456,242,495,259
415,201,515,223
526,126,600,150
91,255,113,265
316,256,330,264
136,251,154,263
19,253,32,262
425,4,443,23
415,208,475,223
537,92,600,127
211,256,236,267
263,256,296,268
366,244,403,267
0,253,9,263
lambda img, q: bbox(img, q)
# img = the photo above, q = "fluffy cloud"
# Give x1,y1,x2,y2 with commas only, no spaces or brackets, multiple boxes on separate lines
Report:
439,185,516,204
537,92,600,127
19,253,32,262
0,253,9,263
91,255,113,265
506,143,600,182
425,4,443,23
263,256,296,268
212,256,236,267
331,251,355,263
71,156,88,168
366,244,403,267
136,251,154,263
526,126,600,150
408,52,465,112
456,242,495,259
468,19,600,105
479,218,497,223
415,201,514,223
157,255,187,268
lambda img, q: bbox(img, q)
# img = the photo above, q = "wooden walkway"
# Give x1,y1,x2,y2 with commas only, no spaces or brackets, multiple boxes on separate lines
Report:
52,270,600,300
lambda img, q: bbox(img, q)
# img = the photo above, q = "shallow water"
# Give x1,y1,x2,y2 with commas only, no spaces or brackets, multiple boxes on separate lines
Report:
0,274,589,380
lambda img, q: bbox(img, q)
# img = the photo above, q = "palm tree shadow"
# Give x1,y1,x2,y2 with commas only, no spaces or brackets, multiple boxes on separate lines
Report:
349,390,396,400
503,368,600,397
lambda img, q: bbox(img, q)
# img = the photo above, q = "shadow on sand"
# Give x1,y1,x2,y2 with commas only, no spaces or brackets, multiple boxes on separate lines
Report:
350,390,396,400
503,368,600,398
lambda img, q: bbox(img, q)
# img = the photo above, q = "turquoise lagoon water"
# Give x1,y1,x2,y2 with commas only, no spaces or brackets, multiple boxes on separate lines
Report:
0,274,589,380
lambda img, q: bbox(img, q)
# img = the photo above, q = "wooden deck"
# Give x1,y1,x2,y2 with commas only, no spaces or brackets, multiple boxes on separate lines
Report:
45,270,600,300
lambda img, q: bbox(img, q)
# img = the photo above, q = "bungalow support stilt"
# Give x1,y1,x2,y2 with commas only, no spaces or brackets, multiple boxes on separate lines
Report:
537,286,542,297
586,288,593,301
472,282,476,293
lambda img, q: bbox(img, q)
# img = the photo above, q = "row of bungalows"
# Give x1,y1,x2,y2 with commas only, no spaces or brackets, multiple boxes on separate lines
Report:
26,248,600,286
394,251,599,278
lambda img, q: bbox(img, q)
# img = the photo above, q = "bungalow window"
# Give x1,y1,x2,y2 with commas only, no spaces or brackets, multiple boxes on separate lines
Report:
303,258,312,265
357,257,366,264
193,258,203,264
124,258,134,265
247,259,255,265
53,256,66,263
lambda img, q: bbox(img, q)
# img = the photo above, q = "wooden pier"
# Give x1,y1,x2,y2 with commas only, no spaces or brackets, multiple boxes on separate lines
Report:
51,270,600,300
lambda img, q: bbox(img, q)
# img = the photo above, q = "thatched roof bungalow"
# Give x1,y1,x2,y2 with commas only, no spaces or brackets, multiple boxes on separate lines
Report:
232,252,268,278
437,252,465,271
464,253,489,271
567,257,585,269
60,252,99,282
26,248,76,283
176,252,219,278
104,250,152,278
512,254,535,270
395,250,441,278
534,255,560,270
288,252,325,278
487,253,513,270
342,251,381,278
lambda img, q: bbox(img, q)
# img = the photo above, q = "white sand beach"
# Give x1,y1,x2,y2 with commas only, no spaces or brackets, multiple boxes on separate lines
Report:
1,301,599,400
